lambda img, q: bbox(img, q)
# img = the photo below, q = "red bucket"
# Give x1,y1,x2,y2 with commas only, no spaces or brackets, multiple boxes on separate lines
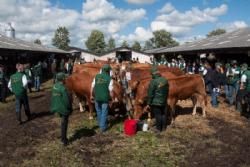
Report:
124,119,138,136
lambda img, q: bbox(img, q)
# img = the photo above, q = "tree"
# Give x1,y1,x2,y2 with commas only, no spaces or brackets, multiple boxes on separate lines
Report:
107,37,116,51
150,29,179,48
121,40,129,47
207,28,226,37
52,26,70,50
85,30,106,54
34,39,42,45
132,41,141,51
143,40,154,50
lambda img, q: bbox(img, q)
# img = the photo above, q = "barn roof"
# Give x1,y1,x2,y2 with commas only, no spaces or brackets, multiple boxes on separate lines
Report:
69,46,98,56
101,46,151,56
148,27,250,54
0,34,67,54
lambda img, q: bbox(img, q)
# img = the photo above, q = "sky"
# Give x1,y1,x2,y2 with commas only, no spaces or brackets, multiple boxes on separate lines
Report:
0,0,249,48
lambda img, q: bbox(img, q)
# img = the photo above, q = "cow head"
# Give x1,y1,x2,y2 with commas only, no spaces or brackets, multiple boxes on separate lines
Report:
110,80,124,105
132,99,146,119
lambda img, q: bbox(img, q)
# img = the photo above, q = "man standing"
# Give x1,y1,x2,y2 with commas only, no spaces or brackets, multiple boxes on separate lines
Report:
51,59,57,83
236,64,250,113
228,60,241,105
60,59,65,72
146,67,168,133
8,64,31,124
50,72,72,146
24,64,33,93
91,64,113,133
0,65,7,103
33,61,42,92
210,63,223,108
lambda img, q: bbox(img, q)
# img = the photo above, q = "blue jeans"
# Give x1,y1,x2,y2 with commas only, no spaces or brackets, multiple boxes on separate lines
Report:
34,76,40,91
227,85,235,105
15,94,31,122
206,82,213,95
211,89,219,107
95,101,109,132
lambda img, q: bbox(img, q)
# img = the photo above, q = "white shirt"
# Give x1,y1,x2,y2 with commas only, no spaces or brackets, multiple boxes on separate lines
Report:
241,74,247,83
91,78,113,92
8,74,28,92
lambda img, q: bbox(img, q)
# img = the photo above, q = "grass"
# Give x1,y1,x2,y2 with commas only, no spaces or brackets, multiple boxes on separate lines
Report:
2,80,250,167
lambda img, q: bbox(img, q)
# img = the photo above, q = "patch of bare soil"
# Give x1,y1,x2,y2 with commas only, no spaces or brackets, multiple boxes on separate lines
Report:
0,90,56,167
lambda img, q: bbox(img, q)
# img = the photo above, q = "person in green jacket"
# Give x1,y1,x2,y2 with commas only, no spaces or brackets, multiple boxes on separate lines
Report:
24,64,33,93
91,64,113,133
146,67,169,133
0,65,7,103
50,72,72,146
8,64,31,124
33,61,42,92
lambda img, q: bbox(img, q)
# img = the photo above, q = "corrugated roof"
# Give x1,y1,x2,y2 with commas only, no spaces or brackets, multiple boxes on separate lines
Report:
144,47,168,54
154,28,250,54
0,34,68,54
101,46,151,56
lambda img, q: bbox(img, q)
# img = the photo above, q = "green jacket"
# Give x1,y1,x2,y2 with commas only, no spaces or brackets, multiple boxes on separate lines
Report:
33,64,42,77
94,72,111,102
50,82,72,116
0,71,4,84
24,68,32,81
147,74,168,106
10,72,26,98
242,70,250,92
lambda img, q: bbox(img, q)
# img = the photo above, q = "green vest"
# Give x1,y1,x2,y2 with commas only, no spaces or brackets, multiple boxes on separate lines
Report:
147,75,168,106
243,70,250,92
94,73,111,102
233,67,241,81
0,71,3,84
24,69,32,80
10,72,26,98
50,82,72,116
33,64,42,77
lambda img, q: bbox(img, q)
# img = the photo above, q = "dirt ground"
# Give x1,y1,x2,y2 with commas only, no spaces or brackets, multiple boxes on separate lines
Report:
0,81,250,167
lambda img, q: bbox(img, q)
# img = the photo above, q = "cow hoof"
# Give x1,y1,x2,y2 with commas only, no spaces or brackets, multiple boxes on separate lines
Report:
89,116,94,120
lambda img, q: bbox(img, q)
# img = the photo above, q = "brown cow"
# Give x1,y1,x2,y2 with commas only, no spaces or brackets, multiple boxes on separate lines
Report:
132,74,207,124
65,71,124,119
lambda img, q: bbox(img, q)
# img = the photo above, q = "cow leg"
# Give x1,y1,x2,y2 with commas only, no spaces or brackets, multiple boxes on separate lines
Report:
192,96,198,116
201,95,206,117
147,112,151,124
170,106,176,125
79,102,84,112
78,97,86,113
87,99,94,120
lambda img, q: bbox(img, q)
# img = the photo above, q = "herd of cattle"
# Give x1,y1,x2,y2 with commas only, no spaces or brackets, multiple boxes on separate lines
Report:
64,61,207,124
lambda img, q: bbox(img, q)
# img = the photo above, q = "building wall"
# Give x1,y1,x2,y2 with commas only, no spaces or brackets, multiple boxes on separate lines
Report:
97,52,116,61
80,52,98,62
131,51,151,63
97,50,151,63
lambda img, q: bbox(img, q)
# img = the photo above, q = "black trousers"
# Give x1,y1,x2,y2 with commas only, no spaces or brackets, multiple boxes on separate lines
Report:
151,105,167,131
61,115,69,144
15,94,31,122
0,83,6,102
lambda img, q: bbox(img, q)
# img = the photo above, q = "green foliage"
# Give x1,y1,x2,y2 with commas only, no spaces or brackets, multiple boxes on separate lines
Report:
52,26,70,50
149,29,179,48
131,41,141,51
121,40,129,47
34,39,42,45
143,40,154,50
107,37,116,51
85,30,106,54
207,28,226,37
